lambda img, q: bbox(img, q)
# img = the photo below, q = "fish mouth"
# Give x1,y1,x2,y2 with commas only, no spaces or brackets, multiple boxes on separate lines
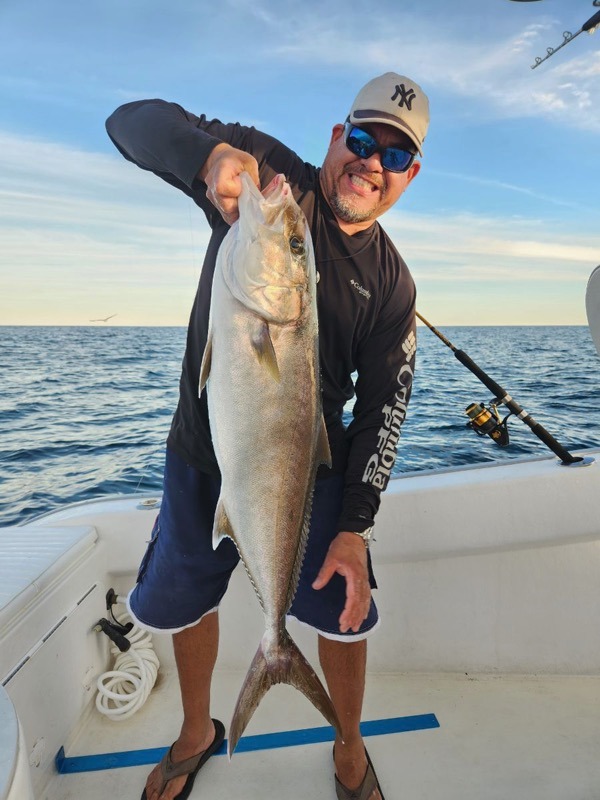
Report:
262,173,290,201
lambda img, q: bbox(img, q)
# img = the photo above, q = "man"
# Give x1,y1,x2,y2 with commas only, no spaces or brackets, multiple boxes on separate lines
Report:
106,71,429,800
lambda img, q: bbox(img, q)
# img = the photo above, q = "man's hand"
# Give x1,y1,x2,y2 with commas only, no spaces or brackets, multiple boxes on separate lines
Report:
312,531,371,633
199,144,260,225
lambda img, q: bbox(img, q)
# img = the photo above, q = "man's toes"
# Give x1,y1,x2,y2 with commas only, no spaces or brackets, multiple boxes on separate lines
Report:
144,764,163,800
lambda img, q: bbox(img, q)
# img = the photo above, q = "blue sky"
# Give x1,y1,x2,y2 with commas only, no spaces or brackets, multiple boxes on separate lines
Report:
0,0,598,326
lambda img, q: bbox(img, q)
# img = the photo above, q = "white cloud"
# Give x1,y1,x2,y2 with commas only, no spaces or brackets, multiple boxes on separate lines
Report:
266,11,600,133
224,0,278,26
512,25,547,54
554,55,600,80
1,127,598,326
429,169,584,211
0,130,209,324
385,208,600,285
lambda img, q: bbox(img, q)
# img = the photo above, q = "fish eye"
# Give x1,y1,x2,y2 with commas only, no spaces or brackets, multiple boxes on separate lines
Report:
289,236,305,255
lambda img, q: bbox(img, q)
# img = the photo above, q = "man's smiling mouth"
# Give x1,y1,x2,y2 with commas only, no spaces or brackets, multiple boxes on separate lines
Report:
347,173,382,193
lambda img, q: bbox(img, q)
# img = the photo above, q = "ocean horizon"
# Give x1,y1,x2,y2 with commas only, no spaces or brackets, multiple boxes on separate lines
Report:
2,324,599,528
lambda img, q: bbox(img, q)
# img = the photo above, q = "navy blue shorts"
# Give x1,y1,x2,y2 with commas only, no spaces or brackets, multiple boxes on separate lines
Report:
127,447,379,641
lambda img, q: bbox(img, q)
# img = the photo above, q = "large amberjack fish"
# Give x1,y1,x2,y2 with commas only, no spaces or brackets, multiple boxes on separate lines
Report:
199,172,340,757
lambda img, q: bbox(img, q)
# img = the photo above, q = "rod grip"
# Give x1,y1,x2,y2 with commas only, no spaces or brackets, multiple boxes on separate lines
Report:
454,350,506,398
527,421,582,465
583,9,600,31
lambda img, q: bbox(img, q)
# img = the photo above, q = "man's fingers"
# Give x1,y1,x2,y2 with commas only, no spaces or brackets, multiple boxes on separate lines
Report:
203,148,260,224
205,186,239,225
242,157,260,189
312,533,373,632
339,573,371,632
314,560,371,632
312,559,336,590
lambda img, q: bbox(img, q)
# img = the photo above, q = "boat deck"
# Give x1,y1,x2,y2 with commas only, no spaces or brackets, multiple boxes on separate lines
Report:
45,666,600,800
3,453,600,799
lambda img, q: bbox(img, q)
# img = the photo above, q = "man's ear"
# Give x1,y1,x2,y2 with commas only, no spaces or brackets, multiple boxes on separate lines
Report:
405,160,421,185
329,123,345,146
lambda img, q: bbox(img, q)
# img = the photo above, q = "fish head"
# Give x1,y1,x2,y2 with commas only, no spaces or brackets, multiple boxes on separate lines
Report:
223,173,315,325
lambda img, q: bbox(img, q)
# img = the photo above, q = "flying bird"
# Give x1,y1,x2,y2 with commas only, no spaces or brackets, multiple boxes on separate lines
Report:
89,314,117,323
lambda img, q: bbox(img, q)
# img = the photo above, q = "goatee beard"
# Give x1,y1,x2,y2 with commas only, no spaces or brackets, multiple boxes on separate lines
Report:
326,168,386,224
328,188,383,224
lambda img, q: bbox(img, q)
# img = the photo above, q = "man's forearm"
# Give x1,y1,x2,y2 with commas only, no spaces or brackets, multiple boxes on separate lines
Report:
106,99,222,189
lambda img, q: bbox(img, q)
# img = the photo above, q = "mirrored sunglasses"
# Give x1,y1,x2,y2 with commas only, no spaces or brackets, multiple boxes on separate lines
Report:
343,122,416,173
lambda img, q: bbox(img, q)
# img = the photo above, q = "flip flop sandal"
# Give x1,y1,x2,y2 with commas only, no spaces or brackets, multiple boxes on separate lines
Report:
141,718,225,800
334,747,385,800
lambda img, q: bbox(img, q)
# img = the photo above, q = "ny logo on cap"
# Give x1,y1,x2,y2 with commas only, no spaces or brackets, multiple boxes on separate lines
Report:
391,83,416,111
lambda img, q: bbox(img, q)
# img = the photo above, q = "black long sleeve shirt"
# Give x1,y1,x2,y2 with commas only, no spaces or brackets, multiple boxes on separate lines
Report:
106,99,417,533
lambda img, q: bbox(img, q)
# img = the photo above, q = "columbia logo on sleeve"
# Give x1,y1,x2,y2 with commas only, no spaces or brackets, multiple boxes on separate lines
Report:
402,331,416,361
361,361,413,490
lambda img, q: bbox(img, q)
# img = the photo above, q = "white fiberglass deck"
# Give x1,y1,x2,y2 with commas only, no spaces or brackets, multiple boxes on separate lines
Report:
45,667,600,800
3,449,600,799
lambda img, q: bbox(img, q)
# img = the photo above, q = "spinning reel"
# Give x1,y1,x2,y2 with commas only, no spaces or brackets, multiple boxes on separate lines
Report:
465,400,512,447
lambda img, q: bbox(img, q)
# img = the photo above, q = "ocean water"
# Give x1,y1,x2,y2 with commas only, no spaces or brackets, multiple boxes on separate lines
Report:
1,325,599,527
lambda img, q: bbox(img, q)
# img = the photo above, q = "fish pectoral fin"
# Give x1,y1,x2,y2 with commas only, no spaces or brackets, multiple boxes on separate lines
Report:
213,499,236,549
199,334,213,394
251,321,280,382
317,415,332,467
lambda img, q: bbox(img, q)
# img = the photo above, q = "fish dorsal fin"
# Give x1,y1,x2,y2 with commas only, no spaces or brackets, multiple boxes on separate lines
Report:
213,498,236,549
199,334,212,394
251,320,280,382
316,415,331,468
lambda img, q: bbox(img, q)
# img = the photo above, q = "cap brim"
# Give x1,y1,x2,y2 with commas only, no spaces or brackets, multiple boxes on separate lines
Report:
350,110,423,156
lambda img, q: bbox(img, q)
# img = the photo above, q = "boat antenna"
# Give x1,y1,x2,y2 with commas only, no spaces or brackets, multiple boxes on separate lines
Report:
416,311,593,466
530,1,600,69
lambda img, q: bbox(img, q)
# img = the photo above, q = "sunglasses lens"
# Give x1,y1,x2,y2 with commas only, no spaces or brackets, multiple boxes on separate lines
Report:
382,149,414,172
346,126,376,159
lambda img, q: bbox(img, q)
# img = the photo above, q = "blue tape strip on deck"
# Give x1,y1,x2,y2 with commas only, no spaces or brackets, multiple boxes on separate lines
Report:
55,713,439,774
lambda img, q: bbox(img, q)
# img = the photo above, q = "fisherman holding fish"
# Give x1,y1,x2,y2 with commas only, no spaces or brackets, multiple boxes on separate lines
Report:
106,71,429,800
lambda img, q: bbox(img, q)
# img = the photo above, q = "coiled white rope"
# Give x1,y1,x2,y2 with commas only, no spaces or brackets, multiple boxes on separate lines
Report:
95,597,160,721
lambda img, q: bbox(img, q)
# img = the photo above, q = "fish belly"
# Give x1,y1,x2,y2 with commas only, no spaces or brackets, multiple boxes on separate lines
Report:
207,279,319,619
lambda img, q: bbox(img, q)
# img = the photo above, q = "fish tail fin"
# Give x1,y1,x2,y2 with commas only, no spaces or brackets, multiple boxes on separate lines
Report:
227,628,341,758
280,630,341,735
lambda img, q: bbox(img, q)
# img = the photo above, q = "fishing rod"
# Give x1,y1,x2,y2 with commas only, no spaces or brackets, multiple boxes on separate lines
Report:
416,311,594,467
528,1,600,69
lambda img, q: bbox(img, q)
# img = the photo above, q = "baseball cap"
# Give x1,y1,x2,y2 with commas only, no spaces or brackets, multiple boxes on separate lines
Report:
348,72,430,156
